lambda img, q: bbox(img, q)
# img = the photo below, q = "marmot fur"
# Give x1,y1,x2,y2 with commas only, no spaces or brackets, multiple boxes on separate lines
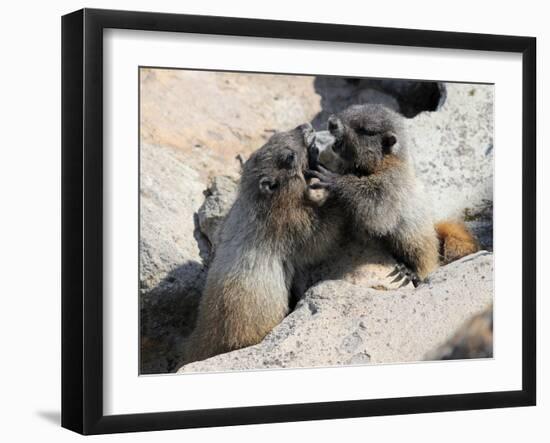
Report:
308,104,478,286
185,124,343,363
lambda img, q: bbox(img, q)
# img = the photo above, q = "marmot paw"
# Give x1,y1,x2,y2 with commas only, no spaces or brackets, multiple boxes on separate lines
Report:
387,263,421,288
305,165,338,190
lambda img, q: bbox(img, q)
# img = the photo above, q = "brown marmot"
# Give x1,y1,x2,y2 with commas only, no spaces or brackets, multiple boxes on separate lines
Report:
185,124,343,363
426,305,493,360
307,104,479,286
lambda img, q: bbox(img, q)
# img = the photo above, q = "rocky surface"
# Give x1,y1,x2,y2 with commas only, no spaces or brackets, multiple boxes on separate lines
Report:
139,69,494,374
140,68,321,182
179,252,493,372
139,142,209,373
407,85,494,222
196,175,238,250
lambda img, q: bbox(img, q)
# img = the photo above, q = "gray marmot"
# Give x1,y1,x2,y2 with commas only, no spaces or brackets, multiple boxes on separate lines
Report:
185,124,343,363
307,104,478,286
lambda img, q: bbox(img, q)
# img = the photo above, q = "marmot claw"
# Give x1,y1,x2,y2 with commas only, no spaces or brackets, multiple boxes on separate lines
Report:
387,263,421,288
305,165,338,190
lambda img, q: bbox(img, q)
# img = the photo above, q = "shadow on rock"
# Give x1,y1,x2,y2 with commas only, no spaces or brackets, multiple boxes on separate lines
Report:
140,260,206,374
140,207,213,375
310,76,447,129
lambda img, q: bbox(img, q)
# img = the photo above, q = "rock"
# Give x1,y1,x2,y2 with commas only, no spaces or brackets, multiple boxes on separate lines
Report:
407,83,494,226
308,239,411,290
178,251,493,372
140,68,322,181
139,142,210,374
197,175,239,248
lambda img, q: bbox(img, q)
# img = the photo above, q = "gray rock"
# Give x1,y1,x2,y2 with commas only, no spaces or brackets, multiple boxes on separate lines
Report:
140,142,209,374
197,175,239,248
407,84,494,225
308,239,412,290
178,251,493,372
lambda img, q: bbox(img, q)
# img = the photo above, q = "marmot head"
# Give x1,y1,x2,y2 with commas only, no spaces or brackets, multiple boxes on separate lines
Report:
321,104,407,175
240,123,316,208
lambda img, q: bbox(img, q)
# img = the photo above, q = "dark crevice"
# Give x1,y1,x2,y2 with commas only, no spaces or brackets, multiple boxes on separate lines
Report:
311,76,447,130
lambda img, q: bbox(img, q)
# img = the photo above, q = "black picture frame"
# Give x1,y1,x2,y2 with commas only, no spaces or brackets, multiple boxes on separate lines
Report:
62,8,537,435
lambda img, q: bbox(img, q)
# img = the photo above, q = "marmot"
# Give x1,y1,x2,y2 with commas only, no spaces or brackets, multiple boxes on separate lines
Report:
307,104,478,286
426,304,493,360
185,124,343,363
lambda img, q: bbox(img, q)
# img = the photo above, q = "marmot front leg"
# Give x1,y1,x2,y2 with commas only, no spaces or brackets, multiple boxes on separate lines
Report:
388,228,440,288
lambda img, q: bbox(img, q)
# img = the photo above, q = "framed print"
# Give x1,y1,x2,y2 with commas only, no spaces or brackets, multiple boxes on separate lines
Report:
61,8,536,435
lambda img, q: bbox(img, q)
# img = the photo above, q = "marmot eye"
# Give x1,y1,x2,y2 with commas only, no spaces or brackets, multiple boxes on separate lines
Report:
356,127,377,136
281,151,297,169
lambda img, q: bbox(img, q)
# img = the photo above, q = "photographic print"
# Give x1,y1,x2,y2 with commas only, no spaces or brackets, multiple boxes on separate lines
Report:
62,9,536,433
139,68,494,375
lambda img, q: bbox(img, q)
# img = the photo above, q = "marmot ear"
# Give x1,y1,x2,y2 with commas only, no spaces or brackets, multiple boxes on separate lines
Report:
259,177,278,195
382,132,398,154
